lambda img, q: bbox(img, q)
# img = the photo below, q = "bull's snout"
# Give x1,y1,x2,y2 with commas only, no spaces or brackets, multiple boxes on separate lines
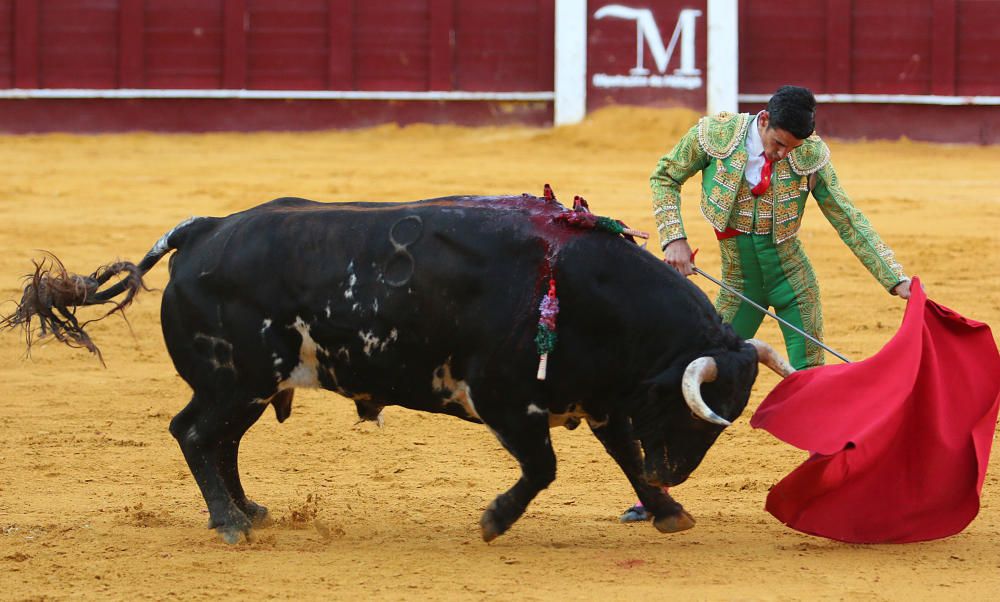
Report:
641,444,689,488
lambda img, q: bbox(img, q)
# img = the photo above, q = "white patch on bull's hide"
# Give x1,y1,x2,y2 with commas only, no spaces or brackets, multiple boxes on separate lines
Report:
337,347,351,363
344,261,357,300
358,331,380,356
278,317,326,390
526,404,547,416
273,355,283,367
325,303,332,319
185,424,199,444
358,329,398,356
432,359,480,420
151,216,200,257
372,298,379,313
352,302,361,312
260,319,272,336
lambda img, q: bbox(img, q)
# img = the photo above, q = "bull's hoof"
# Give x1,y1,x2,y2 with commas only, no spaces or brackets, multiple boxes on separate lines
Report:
209,503,253,544
217,525,250,545
479,496,516,543
243,500,272,528
480,506,504,542
653,509,696,533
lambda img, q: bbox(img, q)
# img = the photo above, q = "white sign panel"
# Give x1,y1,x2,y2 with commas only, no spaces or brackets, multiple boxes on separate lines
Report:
591,5,703,90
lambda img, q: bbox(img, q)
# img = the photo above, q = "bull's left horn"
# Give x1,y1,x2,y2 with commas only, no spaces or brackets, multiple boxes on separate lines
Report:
681,357,730,426
747,339,795,378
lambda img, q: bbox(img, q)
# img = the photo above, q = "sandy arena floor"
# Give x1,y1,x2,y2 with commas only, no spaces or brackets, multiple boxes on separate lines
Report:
1,107,998,600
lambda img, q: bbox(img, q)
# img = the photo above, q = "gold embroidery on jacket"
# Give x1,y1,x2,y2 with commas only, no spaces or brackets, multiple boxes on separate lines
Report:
697,112,751,159
650,123,707,246
775,161,792,181
731,183,755,233
788,134,831,175
713,162,742,193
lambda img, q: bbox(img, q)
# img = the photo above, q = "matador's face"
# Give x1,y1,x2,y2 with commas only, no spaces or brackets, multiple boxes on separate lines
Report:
758,111,806,162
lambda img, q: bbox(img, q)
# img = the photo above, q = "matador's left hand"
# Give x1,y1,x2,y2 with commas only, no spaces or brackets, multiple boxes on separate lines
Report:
893,279,912,299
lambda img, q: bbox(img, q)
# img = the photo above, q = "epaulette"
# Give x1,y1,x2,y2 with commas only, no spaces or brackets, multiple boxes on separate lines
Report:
788,134,831,175
696,112,751,159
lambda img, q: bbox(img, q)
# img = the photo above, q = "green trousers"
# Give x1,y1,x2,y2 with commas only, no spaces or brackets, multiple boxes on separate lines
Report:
715,234,825,370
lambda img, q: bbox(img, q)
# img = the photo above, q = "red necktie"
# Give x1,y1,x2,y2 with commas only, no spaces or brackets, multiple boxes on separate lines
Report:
751,157,774,196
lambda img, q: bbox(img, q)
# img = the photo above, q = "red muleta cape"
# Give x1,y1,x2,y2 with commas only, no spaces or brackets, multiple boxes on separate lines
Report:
750,277,1000,543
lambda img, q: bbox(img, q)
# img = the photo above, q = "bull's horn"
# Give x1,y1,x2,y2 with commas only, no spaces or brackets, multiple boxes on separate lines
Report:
747,339,795,378
681,357,731,426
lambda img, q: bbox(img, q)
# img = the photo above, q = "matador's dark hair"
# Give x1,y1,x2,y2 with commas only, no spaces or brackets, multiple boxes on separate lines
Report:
766,85,816,140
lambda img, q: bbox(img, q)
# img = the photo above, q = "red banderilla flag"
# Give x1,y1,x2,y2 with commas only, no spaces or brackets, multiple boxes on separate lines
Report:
750,277,1000,543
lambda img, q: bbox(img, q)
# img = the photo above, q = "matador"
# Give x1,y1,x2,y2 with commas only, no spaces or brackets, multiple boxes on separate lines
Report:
650,86,911,370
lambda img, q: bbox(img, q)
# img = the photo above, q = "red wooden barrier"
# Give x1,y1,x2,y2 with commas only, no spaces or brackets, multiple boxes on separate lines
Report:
737,0,1000,142
0,0,997,140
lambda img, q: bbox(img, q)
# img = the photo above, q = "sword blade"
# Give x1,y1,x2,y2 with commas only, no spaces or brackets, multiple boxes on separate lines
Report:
692,266,852,364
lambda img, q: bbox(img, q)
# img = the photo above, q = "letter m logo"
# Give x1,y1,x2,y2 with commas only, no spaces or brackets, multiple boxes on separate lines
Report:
594,5,702,76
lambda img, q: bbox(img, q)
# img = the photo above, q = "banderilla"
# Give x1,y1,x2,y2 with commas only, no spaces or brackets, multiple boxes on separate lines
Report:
691,265,852,364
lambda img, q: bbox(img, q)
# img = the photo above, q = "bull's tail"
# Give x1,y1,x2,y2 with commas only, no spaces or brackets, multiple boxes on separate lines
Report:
1,216,205,363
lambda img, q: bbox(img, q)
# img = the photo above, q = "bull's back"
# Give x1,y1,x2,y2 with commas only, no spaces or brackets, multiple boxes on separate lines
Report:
176,196,543,322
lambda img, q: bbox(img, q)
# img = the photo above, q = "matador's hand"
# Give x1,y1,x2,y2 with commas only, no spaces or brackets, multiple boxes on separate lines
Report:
663,239,695,276
893,279,912,299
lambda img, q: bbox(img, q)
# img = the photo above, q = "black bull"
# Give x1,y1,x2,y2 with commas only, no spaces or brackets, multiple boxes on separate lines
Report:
3,194,791,543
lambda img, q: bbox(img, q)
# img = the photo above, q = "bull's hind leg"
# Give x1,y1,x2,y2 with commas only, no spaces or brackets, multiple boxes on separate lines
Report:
479,411,556,542
169,392,268,543
589,414,695,533
217,437,271,527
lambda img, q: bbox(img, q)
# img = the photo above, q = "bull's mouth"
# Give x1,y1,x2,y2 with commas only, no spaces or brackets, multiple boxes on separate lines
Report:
640,441,688,487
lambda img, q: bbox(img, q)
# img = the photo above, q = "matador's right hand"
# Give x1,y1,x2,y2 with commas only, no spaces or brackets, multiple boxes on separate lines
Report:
663,238,695,277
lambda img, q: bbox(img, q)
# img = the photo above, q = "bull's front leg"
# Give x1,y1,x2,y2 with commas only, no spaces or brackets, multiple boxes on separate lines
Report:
478,411,556,542
588,414,695,533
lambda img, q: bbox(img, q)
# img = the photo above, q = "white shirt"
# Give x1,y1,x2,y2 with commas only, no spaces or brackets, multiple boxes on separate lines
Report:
744,112,766,187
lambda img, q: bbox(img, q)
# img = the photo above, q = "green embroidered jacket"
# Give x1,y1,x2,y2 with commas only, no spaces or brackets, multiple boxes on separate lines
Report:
651,111,907,292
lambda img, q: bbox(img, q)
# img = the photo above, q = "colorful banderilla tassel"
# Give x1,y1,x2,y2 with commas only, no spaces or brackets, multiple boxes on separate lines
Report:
594,216,649,240
535,278,559,380
554,208,649,241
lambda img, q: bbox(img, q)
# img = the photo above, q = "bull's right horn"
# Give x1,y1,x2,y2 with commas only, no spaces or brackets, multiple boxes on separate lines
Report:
681,356,731,426
747,339,795,378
